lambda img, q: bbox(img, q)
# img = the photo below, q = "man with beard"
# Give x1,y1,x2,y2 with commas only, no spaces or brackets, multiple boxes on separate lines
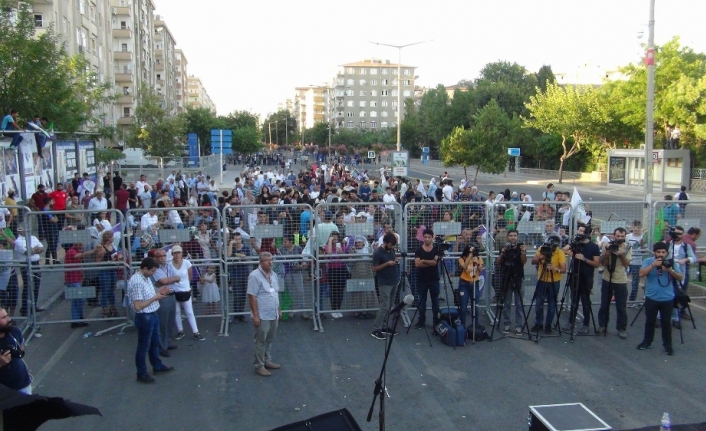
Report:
0,307,31,393
598,227,631,339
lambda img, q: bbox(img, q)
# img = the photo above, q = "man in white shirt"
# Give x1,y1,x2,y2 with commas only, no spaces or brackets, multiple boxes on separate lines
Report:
0,206,11,229
310,185,321,201
140,210,159,232
134,174,148,195
87,190,108,224
442,180,454,203
10,226,44,316
139,185,152,209
382,187,397,210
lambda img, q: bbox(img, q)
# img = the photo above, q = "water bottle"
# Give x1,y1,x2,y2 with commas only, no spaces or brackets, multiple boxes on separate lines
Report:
82,332,93,339
660,412,671,431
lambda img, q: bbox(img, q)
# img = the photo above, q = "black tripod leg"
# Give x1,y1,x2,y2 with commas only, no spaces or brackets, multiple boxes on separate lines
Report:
687,304,696,329
523,286,541,342
630,301,646,326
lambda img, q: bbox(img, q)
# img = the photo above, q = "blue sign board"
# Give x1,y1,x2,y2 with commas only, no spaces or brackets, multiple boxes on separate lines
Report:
187,133,199,167
507,148,521,157
210,129,233,155
422,147,430,154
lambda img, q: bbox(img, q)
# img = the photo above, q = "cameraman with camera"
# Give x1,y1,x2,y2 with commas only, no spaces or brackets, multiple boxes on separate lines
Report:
0,306,31,394
530,235,566,334
495,229,527,335
561,224,600,335
597,227,631,338
637,242,683,356
413,229,441,330
458,245,485,328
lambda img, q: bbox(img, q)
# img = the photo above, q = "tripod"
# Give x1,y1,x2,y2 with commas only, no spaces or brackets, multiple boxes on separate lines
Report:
489,257,531,341
556,254,597,342
393,252,413,330
523,258,556,342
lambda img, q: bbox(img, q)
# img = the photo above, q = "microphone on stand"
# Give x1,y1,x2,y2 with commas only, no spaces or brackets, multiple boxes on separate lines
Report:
390,294,414,314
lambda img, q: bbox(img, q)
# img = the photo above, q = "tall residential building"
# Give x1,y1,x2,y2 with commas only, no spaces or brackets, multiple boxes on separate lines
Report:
153,15,177,115
293,86,328,131
174,49,188,113
30,0,116,125
112,0,156,132
187,76,216,112
332,59,416,130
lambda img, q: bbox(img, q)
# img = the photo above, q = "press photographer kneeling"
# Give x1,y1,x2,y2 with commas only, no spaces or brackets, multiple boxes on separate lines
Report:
636,242,683,356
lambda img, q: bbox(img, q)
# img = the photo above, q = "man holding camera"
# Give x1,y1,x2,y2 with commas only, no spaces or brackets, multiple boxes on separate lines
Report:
413,229,440,330
637,242,683,356
371,233,400,340
562,225,600,335
0,307,30,394
598,227,632,339
495,229,527,335
530,235,566,334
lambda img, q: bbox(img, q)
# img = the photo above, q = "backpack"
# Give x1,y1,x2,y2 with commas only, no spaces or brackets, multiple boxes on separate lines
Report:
435,320,467,347
678,192,688,201
468,324,489,342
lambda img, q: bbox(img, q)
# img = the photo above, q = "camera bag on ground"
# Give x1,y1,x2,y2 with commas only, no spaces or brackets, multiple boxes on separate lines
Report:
435,320,467,347
439,307,459,324
468,324,489,342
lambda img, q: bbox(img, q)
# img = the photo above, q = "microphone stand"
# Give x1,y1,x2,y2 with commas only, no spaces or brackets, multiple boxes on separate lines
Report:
367,304,403,431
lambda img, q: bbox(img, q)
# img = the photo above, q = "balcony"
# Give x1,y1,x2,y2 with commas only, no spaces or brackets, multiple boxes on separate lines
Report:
114,73,133,83
156,79,165,86
117,116,133,125
113,6,130,16
313,96,324,103
112,27,132,38
155,48,163,57
113,50,132,61
117,95,134,104
155,63,164,72
313,113,325,120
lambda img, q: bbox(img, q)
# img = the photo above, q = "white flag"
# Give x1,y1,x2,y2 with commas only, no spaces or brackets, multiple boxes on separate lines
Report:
571,187,590,224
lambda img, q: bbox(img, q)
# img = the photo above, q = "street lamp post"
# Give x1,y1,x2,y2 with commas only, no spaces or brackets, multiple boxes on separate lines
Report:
644,0,656,199
370,40,430,151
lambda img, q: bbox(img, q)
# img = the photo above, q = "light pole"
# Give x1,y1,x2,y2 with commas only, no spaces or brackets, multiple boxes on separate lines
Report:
370,40,430,151
644,0,655,199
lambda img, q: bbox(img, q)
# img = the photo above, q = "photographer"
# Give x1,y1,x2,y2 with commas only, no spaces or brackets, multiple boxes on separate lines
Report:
530,234,566,334
597,227,631,339
413,229,440,330
637,242,683,356
371,233,400,340
561,225,600,335
0,307,30,393
458,245,485,328
495,229,526,335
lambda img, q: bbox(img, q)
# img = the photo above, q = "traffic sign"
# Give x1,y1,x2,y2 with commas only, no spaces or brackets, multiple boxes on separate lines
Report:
652,151,659,163
422,147,429,154
508,148,521,157
367,151,375,159
392,151,409,177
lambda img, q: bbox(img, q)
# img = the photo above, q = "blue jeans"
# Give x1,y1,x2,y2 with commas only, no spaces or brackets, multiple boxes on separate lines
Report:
416,279,440,325
598,280,628,331
98,270,117,307
629,265,641,301
134,312,165,377
458,279,480,327
66,283,84,320
534,280,559,328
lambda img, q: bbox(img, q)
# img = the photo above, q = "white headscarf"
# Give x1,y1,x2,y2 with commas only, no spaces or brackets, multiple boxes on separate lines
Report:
523,194,535,208
417,180,427,197
353,235,370,254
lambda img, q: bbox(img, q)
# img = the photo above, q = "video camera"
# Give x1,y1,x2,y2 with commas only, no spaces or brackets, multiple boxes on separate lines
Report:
668,226,679,241
570,234,589,252
608,239,623,253
502,242,524,261
433,235,451,256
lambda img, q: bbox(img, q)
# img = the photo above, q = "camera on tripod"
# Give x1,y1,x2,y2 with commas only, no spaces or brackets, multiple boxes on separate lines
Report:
503,242,523,260
433,235,451,256
539,242,554,259
570,234,588,252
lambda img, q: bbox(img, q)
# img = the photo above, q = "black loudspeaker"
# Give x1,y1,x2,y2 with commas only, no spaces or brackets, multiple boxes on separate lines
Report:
270,408,362,431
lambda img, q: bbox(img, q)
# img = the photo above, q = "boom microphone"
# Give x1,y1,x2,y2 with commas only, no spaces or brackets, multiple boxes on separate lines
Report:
389,294,414,314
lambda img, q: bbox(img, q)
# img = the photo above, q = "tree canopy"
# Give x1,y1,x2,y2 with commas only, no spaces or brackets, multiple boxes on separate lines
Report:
126,86,187,159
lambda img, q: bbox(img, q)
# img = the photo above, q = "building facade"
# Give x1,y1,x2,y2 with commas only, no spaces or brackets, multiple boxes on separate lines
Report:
174,49,188,113
331,59,416,130
187,76,216,112
293,86,328,131
154,15,177,115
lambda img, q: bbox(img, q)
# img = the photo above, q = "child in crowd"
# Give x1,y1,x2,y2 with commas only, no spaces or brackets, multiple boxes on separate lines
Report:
200,265,220,315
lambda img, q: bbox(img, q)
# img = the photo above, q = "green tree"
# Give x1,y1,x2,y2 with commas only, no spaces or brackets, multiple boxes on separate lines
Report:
126,86,186,158
232,127,262,154
183,106,217,152
0,0,113,134
474,61,538,118
96,147,125,164
263,110,296,146
524,83,609,183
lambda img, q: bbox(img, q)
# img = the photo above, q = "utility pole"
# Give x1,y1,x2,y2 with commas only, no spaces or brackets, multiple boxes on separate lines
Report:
644,0,656,200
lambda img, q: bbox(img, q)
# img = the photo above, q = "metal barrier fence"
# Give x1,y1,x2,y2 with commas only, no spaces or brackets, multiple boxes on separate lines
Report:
0,206,33,333
11,198,706,343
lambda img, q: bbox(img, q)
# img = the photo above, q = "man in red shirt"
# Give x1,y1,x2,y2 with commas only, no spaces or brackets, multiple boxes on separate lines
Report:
29,184,47,212
65,241,96,328
115,183,130,219
48,183,68,227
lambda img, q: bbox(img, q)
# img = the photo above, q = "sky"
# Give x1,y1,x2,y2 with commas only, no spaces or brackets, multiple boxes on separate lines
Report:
154,0,706,118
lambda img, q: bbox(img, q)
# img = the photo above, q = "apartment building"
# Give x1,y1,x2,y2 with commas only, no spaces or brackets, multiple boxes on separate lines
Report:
154,15,177,115
331,59,416,130
30,0,117,125
187,76,216,112
293,86,329,131
175,49,188,113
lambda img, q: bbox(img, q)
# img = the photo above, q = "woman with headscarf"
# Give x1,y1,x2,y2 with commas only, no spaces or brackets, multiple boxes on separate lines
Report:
415,179,427,202
428,178,438,201
348,235,376,319
520,195,535,221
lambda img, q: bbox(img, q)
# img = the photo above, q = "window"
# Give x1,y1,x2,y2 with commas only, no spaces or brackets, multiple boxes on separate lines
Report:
382,111,388,117
98,44,103,60
370,69,378,75
336,78,344,85
382,100,389,107
381,79,388,86
382,69,388,75
360,111,366,117
346,100,354,107
360,68,367,75
359,101,366,107
347,79,354,86
370,121,377,128
346,112,355,117
123,107,131,117
359,79,366,85
403,90,411,97
89,6,96,21
346,67,354,74
336,112,344,117
123,87,130,95
335,90,344,96
122,43,128,51
120,21,127,29
359,121,366,128
370,101,377,107
369,111,377,117
80,0,87,15
370,90,377,97
359,90,366,96
392,90,398,96
404,69,411,75
392,79,398,86
90,37,96,53
381,90,389,96
370,79,377,85
34,14,42,27
392,101,398,107
667,158,683,167
381,121,388,128
63,17,68,33
403,79,411,86
347,121,354,128
157,74,161,80
345,89,354,96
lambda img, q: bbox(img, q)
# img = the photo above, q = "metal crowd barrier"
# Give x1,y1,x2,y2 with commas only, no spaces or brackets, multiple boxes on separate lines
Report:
0,206,33,335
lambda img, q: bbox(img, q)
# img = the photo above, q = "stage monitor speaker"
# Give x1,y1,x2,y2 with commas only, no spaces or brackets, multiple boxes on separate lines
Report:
529,403,611,431
270,408,362,431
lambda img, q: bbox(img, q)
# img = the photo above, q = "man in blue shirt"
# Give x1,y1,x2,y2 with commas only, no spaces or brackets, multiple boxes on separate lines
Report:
637,241,684,356
662,196,680,228
1,110,23,149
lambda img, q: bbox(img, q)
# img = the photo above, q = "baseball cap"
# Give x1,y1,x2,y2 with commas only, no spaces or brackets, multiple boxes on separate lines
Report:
171,245,183,253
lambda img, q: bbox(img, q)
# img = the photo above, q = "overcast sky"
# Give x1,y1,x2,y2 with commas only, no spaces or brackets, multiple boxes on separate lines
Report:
155,0,705,118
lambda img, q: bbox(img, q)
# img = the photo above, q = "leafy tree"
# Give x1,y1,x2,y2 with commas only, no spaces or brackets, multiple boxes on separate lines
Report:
217,110,260,131
232,127,262,154
417,84,452,154
535,65,557,94
263,110,296,146
302,122,329,147
474,61,538,118
96,147,125,164
524,83,608,182
0,0,113,134
183,106,217,152
126,86,187,159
